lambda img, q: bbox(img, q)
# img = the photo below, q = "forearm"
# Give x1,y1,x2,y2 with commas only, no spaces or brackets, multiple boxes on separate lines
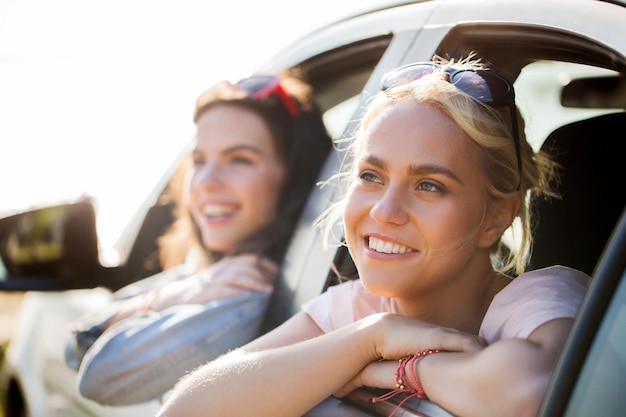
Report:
157,316,380,417
420,337,560,417
105,267,186,328
102,295,147,329
79,295,269,405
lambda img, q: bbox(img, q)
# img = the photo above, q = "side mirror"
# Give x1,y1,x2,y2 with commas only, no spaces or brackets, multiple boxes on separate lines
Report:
0,200,105,291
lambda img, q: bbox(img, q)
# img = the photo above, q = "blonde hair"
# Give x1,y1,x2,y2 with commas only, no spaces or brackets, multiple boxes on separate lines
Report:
318,55,558,276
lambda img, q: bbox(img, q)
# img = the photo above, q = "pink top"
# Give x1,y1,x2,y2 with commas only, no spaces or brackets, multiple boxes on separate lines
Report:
302,266,590,343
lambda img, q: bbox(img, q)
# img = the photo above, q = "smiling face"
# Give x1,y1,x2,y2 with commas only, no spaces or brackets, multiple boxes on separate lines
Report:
187,104,286,254
343,100,497,302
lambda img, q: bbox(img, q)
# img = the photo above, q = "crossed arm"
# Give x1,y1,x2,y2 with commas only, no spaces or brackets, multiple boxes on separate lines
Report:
156,311,573,417
73,254,277,405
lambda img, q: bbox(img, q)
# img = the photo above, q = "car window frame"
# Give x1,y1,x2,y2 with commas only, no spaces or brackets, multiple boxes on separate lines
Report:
540,210,626,416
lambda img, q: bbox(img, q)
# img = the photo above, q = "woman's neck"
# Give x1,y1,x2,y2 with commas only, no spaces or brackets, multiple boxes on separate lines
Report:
394,264,510,335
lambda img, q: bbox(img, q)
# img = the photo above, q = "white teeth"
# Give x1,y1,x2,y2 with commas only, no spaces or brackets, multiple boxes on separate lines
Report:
368,237,414,254
203,205,235,218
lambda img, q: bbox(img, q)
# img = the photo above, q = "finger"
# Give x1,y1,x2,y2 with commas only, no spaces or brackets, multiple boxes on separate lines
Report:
226,273,274,293
420,326,486,353
205,284,255,299
256,256,279,280
359,360,396,389
334,360,395,398
204,262,275,293
214,255,278,282
227,255,279,284
375,314,486,360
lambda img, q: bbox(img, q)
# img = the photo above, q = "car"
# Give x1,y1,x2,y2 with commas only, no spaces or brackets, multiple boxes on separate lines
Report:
1,0,625,416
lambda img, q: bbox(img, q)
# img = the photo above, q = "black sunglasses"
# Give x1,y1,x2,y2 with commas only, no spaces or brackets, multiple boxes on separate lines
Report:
381,63,522,190
236,75,299,118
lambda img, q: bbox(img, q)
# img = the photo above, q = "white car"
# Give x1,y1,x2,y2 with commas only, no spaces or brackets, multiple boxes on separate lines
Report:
2,0,626,416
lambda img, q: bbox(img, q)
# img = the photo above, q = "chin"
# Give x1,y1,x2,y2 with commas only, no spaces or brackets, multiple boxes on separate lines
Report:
202,237,235,254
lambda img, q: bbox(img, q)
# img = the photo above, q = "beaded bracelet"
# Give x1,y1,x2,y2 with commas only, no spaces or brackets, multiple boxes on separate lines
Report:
372,349,441,416
407,349,439,399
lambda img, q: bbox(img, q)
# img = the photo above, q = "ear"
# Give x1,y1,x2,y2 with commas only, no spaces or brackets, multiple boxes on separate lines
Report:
477,196,521,248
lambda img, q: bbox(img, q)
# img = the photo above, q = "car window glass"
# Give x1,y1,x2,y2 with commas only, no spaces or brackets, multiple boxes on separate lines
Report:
513,61,619,151
501,60,620,256
0,257,6,279
323,95,361,139
563,268,626,416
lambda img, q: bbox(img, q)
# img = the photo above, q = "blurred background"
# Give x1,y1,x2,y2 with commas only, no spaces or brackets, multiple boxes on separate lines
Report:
0,0,385,340
0,0,385,250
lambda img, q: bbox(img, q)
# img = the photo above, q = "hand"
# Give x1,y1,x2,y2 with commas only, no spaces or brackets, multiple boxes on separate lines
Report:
333,313,485,397
151,255,278,310
372,313,486,360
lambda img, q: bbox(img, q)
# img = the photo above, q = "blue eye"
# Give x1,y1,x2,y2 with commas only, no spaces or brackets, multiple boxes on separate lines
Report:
192,156,205,168
359,171,382,184
232,156,253,165
417,181,444,193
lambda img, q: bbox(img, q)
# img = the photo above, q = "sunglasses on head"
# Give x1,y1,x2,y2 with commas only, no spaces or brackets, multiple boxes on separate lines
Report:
236,75,299,118
381,62,522,190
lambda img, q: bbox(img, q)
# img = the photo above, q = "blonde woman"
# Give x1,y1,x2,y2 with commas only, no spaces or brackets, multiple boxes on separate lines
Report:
157,57,589,417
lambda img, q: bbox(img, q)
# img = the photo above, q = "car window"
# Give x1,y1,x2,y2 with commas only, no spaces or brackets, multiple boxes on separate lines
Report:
323,95,361,139
500,60,621,259
514,61,620,151
261,34,393,330
0,257,6,279
563,267,626,416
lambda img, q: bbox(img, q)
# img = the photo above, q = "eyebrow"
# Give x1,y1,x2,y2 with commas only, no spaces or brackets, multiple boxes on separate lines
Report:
363,155,464,185
193,144,264,157
223,144,264,155
408,164,464,185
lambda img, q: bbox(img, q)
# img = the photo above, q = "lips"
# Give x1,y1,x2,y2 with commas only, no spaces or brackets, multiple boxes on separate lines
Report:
202,204,237,220
368,236,415,254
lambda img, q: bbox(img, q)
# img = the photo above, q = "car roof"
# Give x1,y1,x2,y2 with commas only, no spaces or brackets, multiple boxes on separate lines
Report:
261,0,626,72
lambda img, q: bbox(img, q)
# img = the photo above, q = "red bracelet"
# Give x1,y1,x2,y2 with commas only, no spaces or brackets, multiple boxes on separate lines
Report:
372,349,441,416
406,349,440,399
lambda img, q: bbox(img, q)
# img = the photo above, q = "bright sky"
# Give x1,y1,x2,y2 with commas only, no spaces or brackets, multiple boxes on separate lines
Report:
0,0,385,251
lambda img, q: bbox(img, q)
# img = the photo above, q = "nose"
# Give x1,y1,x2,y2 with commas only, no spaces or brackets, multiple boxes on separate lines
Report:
193,160,223,188
370,184,410,225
